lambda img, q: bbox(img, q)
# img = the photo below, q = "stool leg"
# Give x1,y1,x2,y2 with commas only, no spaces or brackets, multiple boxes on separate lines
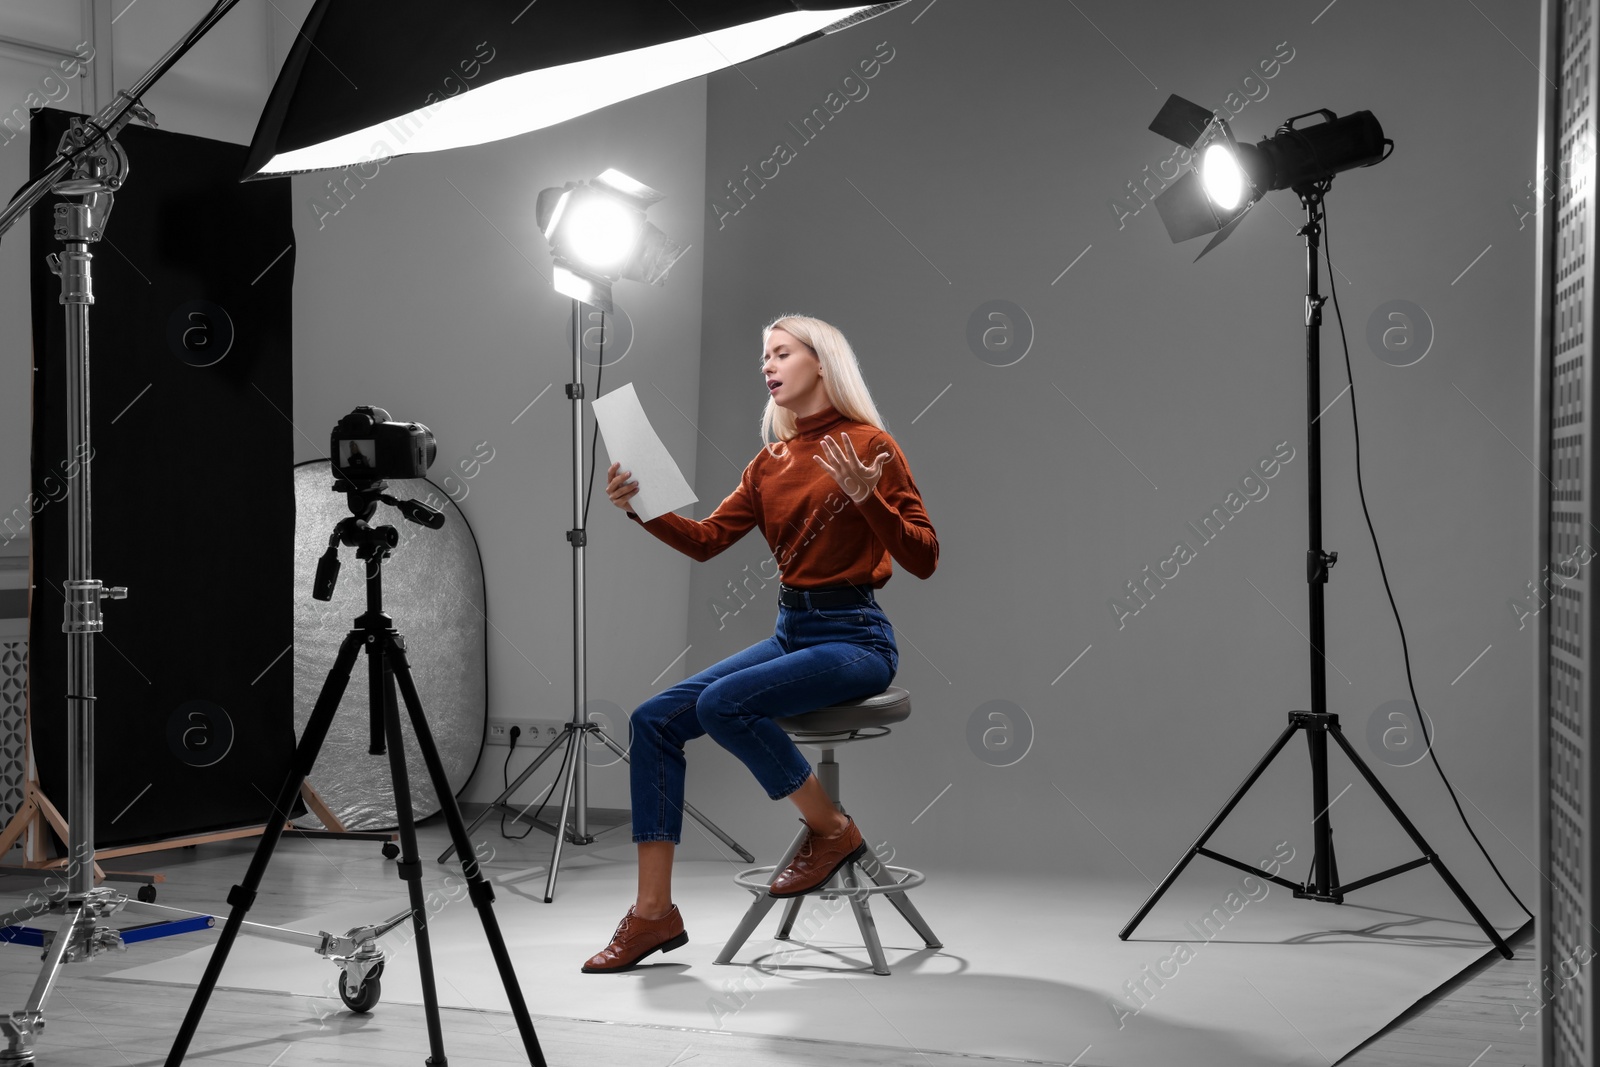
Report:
766,821,811,890
858,845,942,949
773,896,804,940
715,822,810,966
841,860,890,975
713,894,782,965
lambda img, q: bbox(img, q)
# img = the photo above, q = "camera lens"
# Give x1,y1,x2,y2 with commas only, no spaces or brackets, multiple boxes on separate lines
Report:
415,424,437,470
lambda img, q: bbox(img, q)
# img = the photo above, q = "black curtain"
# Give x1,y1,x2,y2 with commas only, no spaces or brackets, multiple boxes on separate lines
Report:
28,107,301,848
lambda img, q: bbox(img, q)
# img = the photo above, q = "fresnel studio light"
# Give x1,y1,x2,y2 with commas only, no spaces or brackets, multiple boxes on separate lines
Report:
1145,92,1389,258
535,168,689,314
1120,95,1511,965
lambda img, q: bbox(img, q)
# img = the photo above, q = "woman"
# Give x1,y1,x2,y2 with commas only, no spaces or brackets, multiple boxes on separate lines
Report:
584,313,938,973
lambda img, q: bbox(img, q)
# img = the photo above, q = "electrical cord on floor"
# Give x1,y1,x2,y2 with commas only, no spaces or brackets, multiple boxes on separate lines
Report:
500,728,549,841
1323,199,1533,921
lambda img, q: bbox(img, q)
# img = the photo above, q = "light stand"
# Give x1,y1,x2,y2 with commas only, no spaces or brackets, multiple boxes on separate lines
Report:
1118,179,1514,960
0,4,245,1061
442,299,754,897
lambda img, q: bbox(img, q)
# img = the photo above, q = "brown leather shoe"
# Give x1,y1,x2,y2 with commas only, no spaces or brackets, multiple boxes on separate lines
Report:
768,815,868,897
581,904,688,973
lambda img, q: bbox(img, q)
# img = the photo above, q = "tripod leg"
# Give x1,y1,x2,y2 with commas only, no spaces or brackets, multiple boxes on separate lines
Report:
1325,726,1514,959
1307,721,1336,898
438,738,567,864
386,637,548,1067
378,649,450,1066
542,727,584,904
165,632,363,1067
590,726,755,863
1119,718,1303,940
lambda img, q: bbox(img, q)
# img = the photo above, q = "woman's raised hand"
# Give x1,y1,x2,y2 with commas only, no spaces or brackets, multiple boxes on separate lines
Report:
814,432,890,504
607,461,641,514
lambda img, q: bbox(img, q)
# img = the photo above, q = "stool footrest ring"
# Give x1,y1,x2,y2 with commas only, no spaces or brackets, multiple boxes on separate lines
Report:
732,863,926,898
783,725,893,746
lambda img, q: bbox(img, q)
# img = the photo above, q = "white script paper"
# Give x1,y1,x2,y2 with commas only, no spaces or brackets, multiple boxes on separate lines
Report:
590,382,698,524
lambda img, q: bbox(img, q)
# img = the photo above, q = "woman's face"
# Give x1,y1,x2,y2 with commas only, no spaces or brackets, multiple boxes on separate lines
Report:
761,328,826,414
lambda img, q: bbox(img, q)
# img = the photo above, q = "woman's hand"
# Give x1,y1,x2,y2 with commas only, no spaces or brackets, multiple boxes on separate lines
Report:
607,461,640,515
814,432,890,504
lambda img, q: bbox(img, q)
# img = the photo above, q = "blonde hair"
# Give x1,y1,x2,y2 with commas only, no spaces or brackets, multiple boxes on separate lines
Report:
759,314,888,455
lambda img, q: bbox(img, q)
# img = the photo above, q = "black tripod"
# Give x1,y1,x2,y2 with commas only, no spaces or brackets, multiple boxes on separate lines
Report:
166,481,548,1066
1119,182,1513,961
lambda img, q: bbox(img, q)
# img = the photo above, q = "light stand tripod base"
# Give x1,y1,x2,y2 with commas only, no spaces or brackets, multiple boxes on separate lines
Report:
439,720,755,873
1118,710,1514,960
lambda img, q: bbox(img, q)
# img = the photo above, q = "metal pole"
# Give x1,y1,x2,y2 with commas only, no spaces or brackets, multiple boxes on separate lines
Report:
1303,194,1327,721
572,298,589,840
60,207,95,903
1300,191,1336,900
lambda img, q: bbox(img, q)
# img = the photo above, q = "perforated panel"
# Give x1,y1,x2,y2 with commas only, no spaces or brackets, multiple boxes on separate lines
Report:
0,639,22,847
0,543,25,858
1546,2,1597,1064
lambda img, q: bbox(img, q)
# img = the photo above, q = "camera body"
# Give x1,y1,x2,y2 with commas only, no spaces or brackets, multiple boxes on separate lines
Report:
330,406,436,482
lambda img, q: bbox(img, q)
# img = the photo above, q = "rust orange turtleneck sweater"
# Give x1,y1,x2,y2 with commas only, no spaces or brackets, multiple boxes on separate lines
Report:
627,402,937,589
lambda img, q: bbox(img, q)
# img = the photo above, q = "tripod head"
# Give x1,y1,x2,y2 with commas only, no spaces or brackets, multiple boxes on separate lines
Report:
312,479,445,602
308,477,449,759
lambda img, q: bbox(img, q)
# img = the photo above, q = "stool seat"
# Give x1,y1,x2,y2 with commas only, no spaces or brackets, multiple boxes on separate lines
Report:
775,685,911,736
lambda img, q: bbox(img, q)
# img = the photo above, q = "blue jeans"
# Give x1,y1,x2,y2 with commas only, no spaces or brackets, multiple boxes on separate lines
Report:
629,593,899,843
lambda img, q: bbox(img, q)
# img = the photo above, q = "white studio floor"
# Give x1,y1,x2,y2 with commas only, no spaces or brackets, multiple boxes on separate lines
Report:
18,814,1529,1067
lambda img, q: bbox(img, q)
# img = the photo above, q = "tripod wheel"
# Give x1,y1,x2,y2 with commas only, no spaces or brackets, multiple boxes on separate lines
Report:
340,974,381,1014
137,884,157,903
381,841,400,860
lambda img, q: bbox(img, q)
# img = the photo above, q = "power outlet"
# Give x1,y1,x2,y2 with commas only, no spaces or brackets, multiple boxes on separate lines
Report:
486,717,567,747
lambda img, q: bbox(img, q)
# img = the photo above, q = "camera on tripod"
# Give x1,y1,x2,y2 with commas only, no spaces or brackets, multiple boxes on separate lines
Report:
315,406,446,603
330,405,437,485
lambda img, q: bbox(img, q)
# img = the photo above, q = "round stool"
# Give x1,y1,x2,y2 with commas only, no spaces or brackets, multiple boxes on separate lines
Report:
712,685,942,976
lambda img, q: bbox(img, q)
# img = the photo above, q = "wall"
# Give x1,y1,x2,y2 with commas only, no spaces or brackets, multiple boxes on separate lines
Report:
687,0,1544,902
0,1,1546,910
